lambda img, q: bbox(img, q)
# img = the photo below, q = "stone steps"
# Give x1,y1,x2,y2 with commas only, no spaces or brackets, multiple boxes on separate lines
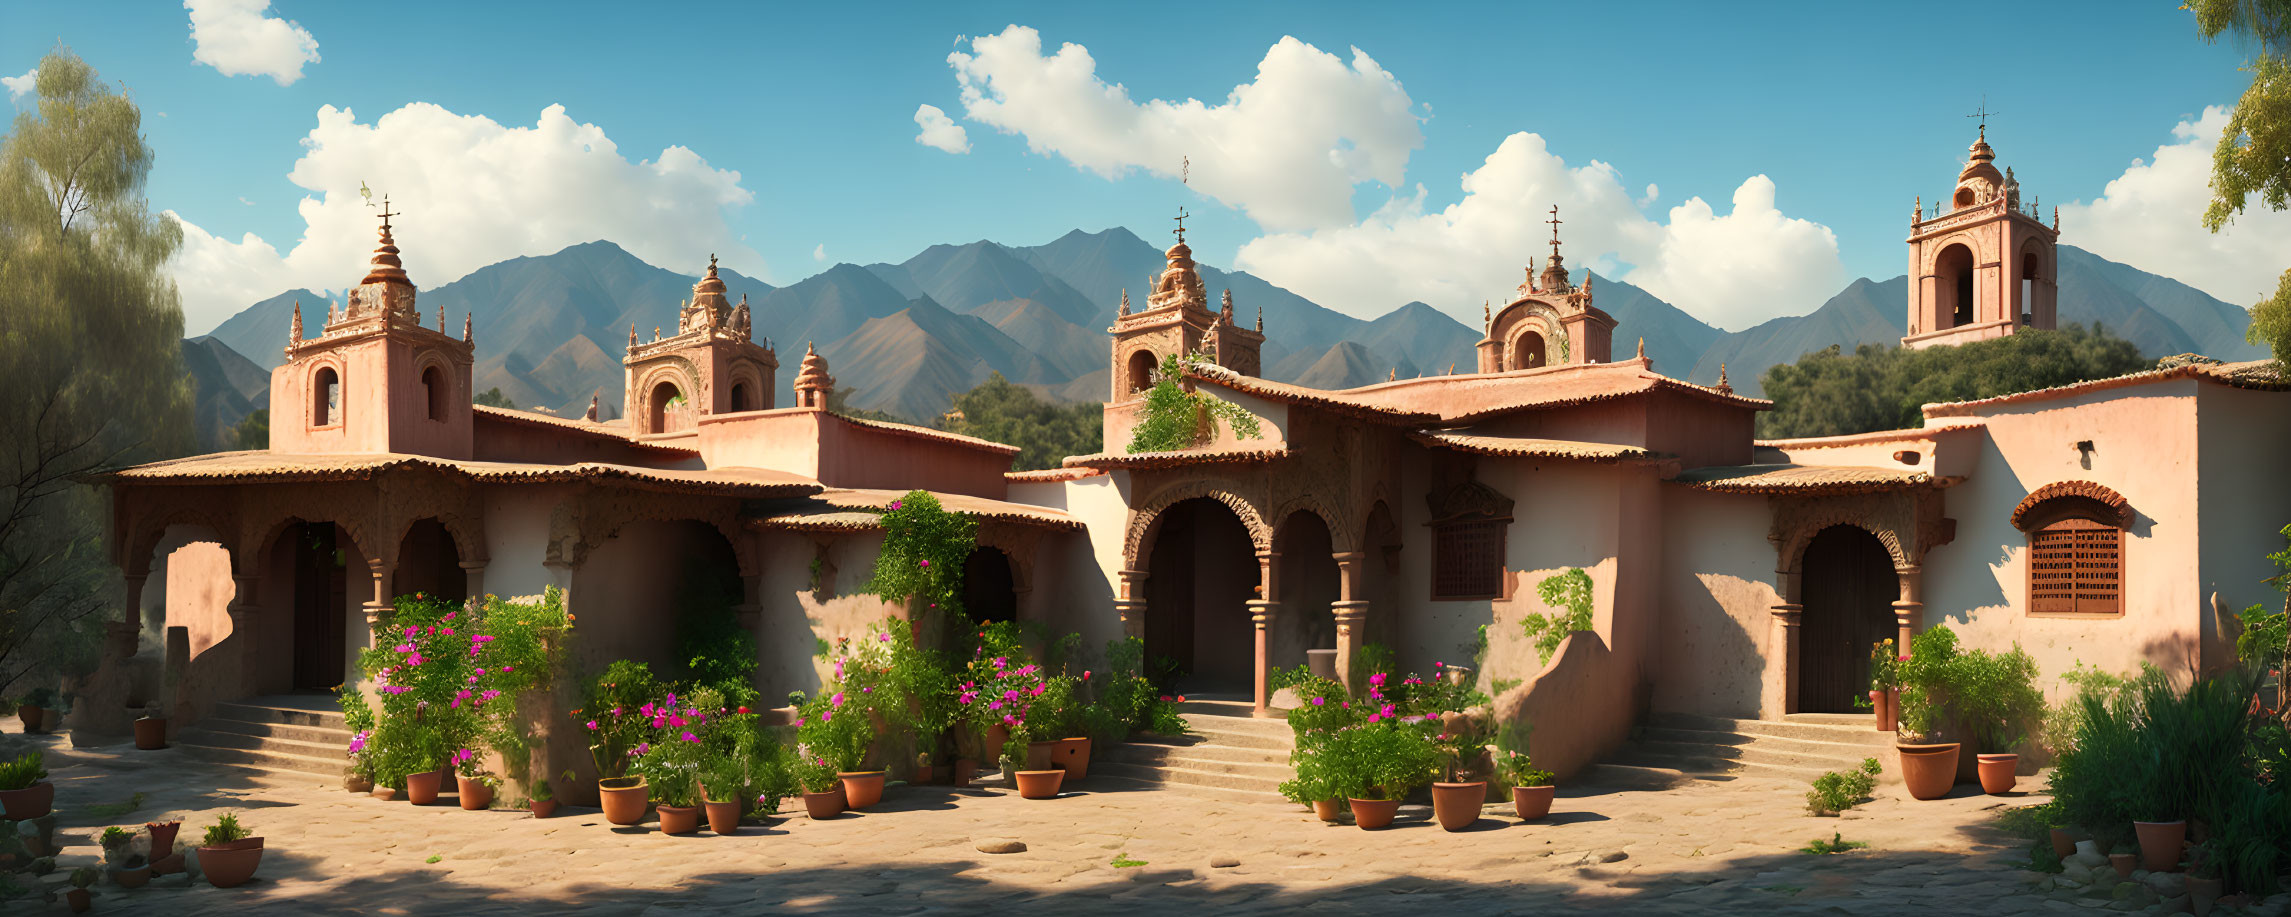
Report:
176,696,353,778
1098,696,1293,802
1604,711,1899,784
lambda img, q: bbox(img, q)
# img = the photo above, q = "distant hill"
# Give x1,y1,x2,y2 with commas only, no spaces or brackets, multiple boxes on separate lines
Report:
186,234,2254,438
182,335,270,450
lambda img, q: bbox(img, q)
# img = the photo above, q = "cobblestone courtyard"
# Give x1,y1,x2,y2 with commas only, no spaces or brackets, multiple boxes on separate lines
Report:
18,720,2218,917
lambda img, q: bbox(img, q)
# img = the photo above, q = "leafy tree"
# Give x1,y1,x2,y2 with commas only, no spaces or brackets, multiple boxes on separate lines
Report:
231,408,268,451
2186,0,2291,361
939,372,1101,470
473,387,515,409
1126,352,1263,454
0,49,192,694
1757,325,2149,439
824,384,901,423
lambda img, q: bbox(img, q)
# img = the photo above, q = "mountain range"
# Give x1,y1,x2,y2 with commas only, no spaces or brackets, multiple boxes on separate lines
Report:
185,228,2262,449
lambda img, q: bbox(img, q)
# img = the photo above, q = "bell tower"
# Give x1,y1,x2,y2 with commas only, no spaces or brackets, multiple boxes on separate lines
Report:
622,256,780,435
1108,210,1263,400
1902,115,2059,350
268,202,477,458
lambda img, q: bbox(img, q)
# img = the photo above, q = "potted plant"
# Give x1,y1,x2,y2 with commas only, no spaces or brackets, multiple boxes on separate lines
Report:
2187,843,2224,916
66,866,96,913
146,819,181,864
451,748,498,810
195,813,263,889
797,757,845,819
635,707,709,835
1430,728,1489,832
1331,720,1441,830
1895,628,1964,800
99,825,134,862
341,690,377,793
1868,640,1901,732
0,750,52,820
530,770,570,818
18,687,58,734
1497,748,1557,821
798,687,885,810
111,852,152,889
582,660,662,826
2108,842,2136,879
134,700,168,750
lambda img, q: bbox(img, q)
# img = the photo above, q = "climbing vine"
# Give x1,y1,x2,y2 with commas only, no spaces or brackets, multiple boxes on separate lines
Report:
1126,352,1264,454
861,490,978,614
1521,568,1594,665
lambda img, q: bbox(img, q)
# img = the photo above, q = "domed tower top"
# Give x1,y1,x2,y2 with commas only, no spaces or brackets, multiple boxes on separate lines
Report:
793,342,835,410
681,254,734,335
1903,106,2061,350
344,200,418,323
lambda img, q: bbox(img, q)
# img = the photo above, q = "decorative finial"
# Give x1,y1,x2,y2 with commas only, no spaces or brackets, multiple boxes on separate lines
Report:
2052,205,2059,231
1255,304,1262,332
463,311,472,344
1388,368,1396,382
1967,96,1998,141
438,301,446,332
628,323,637,351
377,195,398,232
1118,287,1130,316
1717,363,1733,394
1173,206,1189,244
585,394,599,422
1447,362,1455,375
1636,337,1645,360
1221,288,1234,318
1913,195,1921,224
653,326,661,342
1546,205,1564,256
708,252,718,273
290,297,303,343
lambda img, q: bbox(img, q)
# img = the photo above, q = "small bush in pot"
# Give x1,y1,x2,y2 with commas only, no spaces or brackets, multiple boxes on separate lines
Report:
1494,723,1556,821
1324,720,1441,830
195,813,262,888
0,750,52,820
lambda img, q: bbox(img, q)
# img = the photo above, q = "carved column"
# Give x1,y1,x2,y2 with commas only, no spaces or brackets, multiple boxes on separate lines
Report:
1772,568,1803,716
1893,565,1924,653
363,559,394,631
1331,551,1368,693
459,560,489,604
1247,551,1281,717
227,573,262,696
1114,568,1148,642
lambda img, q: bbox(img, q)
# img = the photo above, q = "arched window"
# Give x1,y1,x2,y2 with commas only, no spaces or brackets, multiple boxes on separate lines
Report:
1126,350,1159,394
1515,331,1547,370
730,381,755,412
1934,244,1975,328
1426,478,1513,600
648,380,684,434
312,366,340,427
421,365,447,421
2019,250,2041,325
2012,483,2130,616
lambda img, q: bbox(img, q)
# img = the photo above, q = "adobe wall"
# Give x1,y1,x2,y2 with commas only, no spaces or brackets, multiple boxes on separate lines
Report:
696,410,823,478
1922,380,2205,693
1652,487,1780,719
2197,385,2291,672
1007,473,1130,661
816,420,1010,499
473,414,698,469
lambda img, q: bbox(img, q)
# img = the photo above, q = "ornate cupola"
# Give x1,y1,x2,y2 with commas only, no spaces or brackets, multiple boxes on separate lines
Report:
793,342,834,409
1902,115,2059,350
267,202,477,458
622,255,780,434
1476,206,1616,372
1107,210,1263,399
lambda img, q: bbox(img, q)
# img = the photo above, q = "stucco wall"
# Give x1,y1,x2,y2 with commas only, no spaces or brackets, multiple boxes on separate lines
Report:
473,414,697,469
478,486,564,601
2198,385,2291,672
1653,487,1779,718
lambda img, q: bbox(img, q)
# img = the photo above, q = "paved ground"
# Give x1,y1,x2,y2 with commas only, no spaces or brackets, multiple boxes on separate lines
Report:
2,721,2271,916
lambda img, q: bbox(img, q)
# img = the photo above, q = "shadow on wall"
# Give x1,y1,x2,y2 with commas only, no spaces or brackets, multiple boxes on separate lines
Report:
1493,631,1641,782
1665,573,1767,719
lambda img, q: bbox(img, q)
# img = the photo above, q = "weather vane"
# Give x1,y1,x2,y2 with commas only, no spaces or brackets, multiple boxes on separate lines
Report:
377,195,400,230
1173,206,1189,244
1968,95,2000,138
1182,155,1189,185
1546,205,1563,251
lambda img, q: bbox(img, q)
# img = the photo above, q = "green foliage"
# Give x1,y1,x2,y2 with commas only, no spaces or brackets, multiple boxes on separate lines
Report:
1867,639,1901,691
359,591,567,788
1894,626,2044,753
473,387,515,409
199,813,248,847
1493,748,1553,789
68,866,96,889
0,49,194,697
940,372,1102,471
1350,642,1398,696
2199,47,2291,229
580,659,663,781
1799,833,1868,855
861,491,979,616
1804,758,1883,816
2039,663,2141,758
631,686,727,808
671,556,756,705
1096,637,1186,737
1756,326,2150,439
1267,664,1316,695
0,751,45,791
1109,852,1148,868
99,826,130,848
231,408,269,451
2248,269,2291,364
1125,352,1264,454
1318,719,1443,801
1523,568,1595,666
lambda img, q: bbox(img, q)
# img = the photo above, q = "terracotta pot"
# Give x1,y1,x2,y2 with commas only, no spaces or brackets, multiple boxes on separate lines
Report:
371,786,398,801
2110,852,2137,879
838,771,886,810
344,774,374,794
147,821,180,860
1312,799,1341,822
913,764,936,785
0,781,54,820
705,799,740,835
1024,741,1058,772
16,705,43,733
198,837,264,888
657,804,701,835
406,769,443,806
66,888,90,913
456,776,495,810
802,788,845,820
1867,690,1886,727
149,853,184,875
1878,689,1898,732
2135,820,2187,872
529,799,558,819
953,757,977,788
1349,797,1399,830
2191,874,2223,916
134,716,168,749
1976,753,2018,795
1014,768,1066,799
1513,784,1557,820
1054,737,1091,780
1431,781,1486,831
1896,743,1960,800
2049,827,2075,859
598,777,650,826
113,863,153,888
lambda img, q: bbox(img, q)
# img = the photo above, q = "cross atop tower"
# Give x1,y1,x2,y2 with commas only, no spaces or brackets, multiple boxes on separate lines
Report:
1967,96,2000,140
377,196,400,231
1546,205,1564,255
1173,206,1189,244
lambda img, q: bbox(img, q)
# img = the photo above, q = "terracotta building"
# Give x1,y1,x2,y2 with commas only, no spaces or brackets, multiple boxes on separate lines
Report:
78,127,2291,793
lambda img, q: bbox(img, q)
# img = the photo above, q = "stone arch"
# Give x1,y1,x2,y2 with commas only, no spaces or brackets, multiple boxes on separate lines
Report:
388,510,487,567
1930,239,1978,329
307,357,346,428
632,362,700,434
1125,349,1159,395
1125,479,1271,567
2012,480,2131,531
545,491,754,578
249,512,378,576
1779,515,1909,581
1270,494,1357,555
413,349,457,422
1494,300,1563,371
727,362,766,412
125,505,238,576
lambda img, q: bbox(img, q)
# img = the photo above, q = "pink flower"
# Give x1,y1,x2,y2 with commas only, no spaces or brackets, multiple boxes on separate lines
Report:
821,711,834,722
586,720,599,730
1311,697,1326,706
831,692,845,707
681,731,699,743
919,559,930,568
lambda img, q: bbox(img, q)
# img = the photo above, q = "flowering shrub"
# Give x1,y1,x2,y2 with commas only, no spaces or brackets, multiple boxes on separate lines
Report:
796,620,952,772
356,589,567,789
957,624,1050,766
631,686,726,808
1096,636,1186,737
1869,639,1902,691
579,659,664,782
1494,748,1554,788
861,491,977,615
1319,719,1443,802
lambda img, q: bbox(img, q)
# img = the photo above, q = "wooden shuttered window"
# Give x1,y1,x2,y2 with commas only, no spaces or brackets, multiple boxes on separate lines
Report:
1432,518,1506,600
2028,516,2122,615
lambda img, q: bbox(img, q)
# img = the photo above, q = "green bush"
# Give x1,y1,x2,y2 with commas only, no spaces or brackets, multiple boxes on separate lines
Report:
1319,720,1442,802
0,751,45,791
1805,758,1883,816
1896,626,2043,753
360,590,568,788
1126,352,1263,454
200,813,248,847
1523,568,1595,666
580,659,664,781
861,491,978,615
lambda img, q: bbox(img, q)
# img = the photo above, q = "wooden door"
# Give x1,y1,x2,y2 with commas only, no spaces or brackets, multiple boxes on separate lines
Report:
292,523,348,691
1798,525,1896,713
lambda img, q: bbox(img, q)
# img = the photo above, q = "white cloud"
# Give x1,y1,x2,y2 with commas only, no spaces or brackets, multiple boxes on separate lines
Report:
912,103,970,154
812,243,826,262
185,0,320,86
170,102,762,335
1234,132,1847,331
1636,183,1659,207
2057,105,2291,307
2,68,35,101
946,26,1421,231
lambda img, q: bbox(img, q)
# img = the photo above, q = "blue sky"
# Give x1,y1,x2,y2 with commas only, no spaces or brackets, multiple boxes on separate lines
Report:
2,1,2272,335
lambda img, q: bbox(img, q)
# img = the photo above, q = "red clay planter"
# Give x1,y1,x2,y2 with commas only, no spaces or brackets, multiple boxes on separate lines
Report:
457,776,494,810
1897,743,1961,800
1975,753,2018,795
0,781,53,820
198,838,264,888
134,716,168,749
1431,782,1485,831
705,800,740,835
803,788,845,819
405,770,443,806
838,771,886,810
656,804,700,835
1348,798,1399,830
2135,820,2186,872
1513,784,1557,821
1014,769,1066,799
1312,800,1341,822
1053,737,1091,780
599,777,650,825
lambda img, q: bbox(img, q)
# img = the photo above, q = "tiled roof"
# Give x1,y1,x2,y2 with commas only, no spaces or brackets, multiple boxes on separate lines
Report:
1922,359,2288,418
1184,364,1440,424
1671,463,1958,495
1193,358,1768,425
1408,431,1660,463
472,404,698,456
747,488,1082,532
1063,446,1294,470
831,414,1021,455
94,451,816,497
1005,467,1106,483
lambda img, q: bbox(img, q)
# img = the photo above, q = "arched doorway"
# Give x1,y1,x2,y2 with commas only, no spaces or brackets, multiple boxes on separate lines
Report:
1144,497,1256,693
647,380,684,434
283,521,350,692
395,518,465,604
1935,244,1975,328
1797,525,1897,713
1273,511,1337,673
962,546,1018,626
